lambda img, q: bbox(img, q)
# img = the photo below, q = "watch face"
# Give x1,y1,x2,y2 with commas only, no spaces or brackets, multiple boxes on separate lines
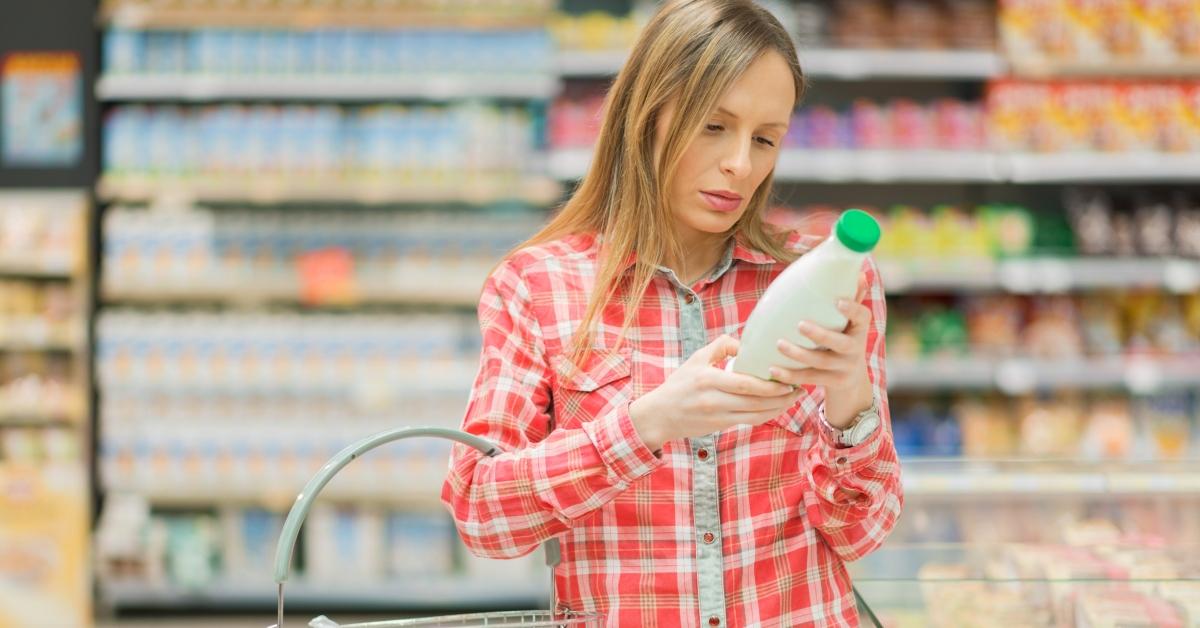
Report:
849,413,880,444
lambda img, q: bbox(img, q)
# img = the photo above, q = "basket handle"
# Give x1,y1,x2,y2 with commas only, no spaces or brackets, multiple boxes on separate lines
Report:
271,426,555,628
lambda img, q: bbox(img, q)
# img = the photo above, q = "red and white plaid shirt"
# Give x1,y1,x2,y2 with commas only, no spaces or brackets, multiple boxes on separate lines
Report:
442,231,902,627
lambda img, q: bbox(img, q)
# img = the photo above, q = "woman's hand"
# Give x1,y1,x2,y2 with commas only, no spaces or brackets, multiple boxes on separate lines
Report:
769,275,874,428
629,334,803,451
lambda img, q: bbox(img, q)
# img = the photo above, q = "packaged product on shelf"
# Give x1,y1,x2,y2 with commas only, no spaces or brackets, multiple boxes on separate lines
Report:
792,0,828,47
1017,394,1086,457
889,99,935,149
979,204,1035,258
1174,194,1200,258
1078,292,1126,355
1022,296,1085,358
966,295,1023,357
917,305,970,357
385,512,454,578
305,505,386,583
892,0,948,48
932,98,986,150
986,80,1053,152
850,99,890,149
1074,587,1187,628
220,507,283,581
956,396,1018,457
1049,82,1114,153
948,0,997,49
831,0,892,48
1079,396,1136,459
1136,392,1194,460
161,513,221,589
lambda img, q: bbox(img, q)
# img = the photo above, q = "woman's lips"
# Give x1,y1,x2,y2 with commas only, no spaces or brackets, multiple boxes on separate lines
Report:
700,190,742,212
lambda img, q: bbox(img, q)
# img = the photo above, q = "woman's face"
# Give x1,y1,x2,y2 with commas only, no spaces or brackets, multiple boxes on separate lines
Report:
657,50,795,248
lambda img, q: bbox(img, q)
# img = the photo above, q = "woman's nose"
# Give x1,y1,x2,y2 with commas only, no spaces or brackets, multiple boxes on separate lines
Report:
720,137,753,179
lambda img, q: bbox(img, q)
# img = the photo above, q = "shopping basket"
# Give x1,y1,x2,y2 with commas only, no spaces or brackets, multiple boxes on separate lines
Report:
267,426,884,628
268,426,604,628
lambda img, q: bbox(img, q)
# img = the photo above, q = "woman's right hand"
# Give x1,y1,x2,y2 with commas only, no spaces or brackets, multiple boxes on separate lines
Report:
629,334,803,451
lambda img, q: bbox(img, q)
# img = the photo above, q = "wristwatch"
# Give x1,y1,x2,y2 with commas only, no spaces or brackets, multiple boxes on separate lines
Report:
820,395,882,448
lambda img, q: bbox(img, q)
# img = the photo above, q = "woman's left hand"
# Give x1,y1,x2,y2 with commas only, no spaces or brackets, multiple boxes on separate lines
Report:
769,274,872,395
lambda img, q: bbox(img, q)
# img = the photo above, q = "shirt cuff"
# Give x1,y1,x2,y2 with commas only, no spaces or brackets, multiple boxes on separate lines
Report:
814,404,886,477
581,403,664,487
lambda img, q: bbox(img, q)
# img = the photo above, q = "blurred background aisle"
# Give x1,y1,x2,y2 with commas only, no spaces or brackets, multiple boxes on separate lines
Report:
1,0,1199,626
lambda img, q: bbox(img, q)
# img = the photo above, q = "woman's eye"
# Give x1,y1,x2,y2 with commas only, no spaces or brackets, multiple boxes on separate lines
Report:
705,123,724,132
756,136,777,147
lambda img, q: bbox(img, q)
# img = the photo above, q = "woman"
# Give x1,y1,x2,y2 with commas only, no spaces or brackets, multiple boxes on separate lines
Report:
441,1,902,625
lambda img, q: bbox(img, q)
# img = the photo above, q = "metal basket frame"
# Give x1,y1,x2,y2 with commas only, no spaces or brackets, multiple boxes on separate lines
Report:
269,426,601,628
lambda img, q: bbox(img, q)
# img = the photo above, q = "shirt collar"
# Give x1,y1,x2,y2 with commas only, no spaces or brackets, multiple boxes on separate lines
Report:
611,235,778,275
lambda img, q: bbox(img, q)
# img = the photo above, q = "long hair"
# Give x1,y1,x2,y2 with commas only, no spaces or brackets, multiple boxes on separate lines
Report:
518,0,806,362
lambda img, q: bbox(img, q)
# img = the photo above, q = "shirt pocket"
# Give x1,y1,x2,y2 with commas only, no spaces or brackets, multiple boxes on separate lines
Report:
551,347,633,430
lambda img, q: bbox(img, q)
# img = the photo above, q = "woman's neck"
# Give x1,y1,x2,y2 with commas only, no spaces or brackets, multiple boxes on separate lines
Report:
669,232,730,286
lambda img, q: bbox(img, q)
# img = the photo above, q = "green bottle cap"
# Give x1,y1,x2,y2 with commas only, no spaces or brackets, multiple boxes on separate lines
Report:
835,209,881,253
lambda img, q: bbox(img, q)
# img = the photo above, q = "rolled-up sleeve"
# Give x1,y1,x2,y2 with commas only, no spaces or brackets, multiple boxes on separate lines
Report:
440,259,664,559
802,256,903,562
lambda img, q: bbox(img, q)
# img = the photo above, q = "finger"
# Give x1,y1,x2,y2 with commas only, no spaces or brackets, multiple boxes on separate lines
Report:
855,272,868,303
698,334,739,365
837,299,873,335
711,370,795,397
731,404,800,426
726,393,803,414
775,339,845,370
797,321,856,355
769,366,851,389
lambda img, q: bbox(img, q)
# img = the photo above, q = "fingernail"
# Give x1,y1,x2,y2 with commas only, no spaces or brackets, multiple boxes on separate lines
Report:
776,339,787,349
769,367,780,378
797,321,810,331
837,299,850,309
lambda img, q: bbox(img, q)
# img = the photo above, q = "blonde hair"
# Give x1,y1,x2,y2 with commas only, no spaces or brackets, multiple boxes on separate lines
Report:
519,0,805,362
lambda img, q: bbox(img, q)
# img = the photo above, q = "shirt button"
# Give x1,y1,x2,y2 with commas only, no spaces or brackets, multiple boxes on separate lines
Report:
702,531,716,544
708,616,721,626
836,456,848,465
685,293,696,303
696,448,709,461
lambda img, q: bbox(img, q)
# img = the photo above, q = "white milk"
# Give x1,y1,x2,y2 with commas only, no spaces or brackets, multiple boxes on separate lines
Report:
727,209,881,380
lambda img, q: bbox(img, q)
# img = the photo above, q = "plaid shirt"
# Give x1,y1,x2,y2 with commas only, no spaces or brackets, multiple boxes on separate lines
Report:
442,231,902,627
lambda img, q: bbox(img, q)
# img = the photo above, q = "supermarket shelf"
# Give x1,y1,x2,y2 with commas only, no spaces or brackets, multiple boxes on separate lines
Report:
904,459,1200,497
96,174,562,206
100,577,546,612
556,50,630,77
556,48,1004,79
550,149,1200,183
1010,57,1200,78
889,356,1200,394
0,321,84,352
96,74,561,102
100,2,549,29
773,150,1002,182
102,470,451,508
1007,153,1200,183
0,414,79,427
101,274,485,308
800,48,1005,79
552,149,1003,182
882,258,1200,294
0,257,76,279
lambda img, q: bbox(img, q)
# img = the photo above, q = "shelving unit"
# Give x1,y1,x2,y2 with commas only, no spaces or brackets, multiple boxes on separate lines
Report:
96,74,562,102
84,0,1200,624
97,174,562,206
551,148,1200,184
558,48,1005,79
0,191,93,628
